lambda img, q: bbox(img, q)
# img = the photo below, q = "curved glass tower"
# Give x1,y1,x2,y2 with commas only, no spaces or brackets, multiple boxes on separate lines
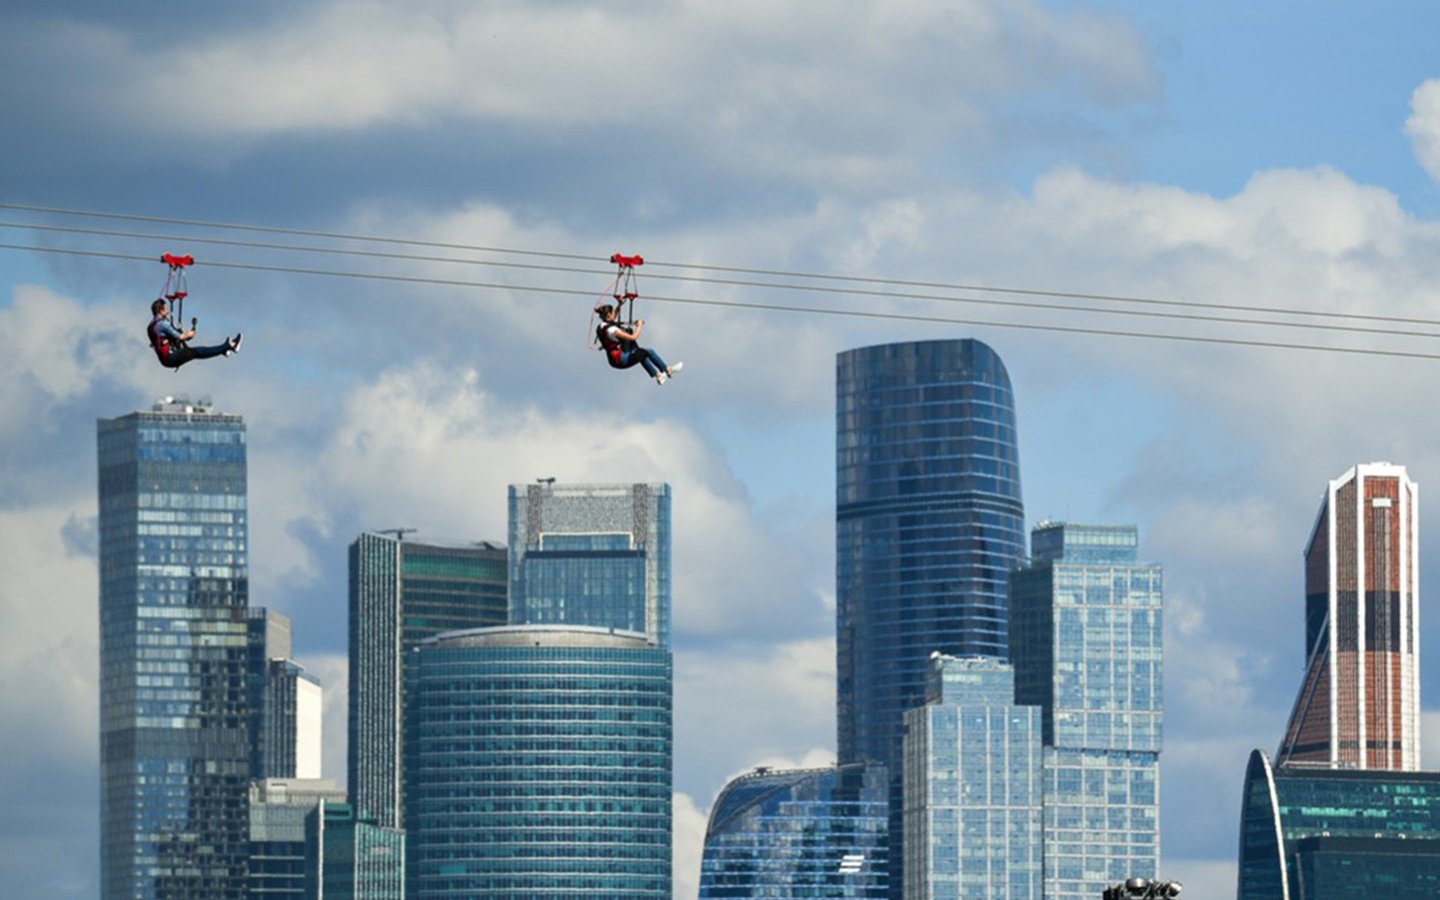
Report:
836,339,1025,767
1236,748,1440,899
837,339,1025,895
698,763,889,898
404,625,672,899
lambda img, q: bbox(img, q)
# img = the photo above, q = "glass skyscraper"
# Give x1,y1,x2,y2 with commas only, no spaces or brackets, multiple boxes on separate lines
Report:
902,655,1042,899
836,339,1026,893
1010,522,1162,899
698,762,890,898
404,625,673,898
304,800,406,899
347,533,507,830
508,482,672,647
1236,749,1440,898
98,398,252,899
248,777,346,898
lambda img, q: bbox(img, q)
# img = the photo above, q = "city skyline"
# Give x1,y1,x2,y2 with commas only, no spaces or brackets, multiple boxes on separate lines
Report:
10,5,1440,897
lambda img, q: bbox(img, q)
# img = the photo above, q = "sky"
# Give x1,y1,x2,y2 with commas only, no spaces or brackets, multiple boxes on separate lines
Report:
4,1,1440,897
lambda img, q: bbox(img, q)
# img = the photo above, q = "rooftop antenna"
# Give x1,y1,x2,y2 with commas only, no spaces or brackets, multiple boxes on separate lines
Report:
376,528,417,541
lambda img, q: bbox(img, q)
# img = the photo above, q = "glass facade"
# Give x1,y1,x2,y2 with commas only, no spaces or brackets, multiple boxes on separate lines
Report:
1010,522,1162,899
248,777,345,898
1237,749,1440,899
304,800,406,899
902,656,1042,899
508,482,672,647
404,626,672,898
836,339,1025,895
347,534,507,830
98,400,253,899
698,763,890,898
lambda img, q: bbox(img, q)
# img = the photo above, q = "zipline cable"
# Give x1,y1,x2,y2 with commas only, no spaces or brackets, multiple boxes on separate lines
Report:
3,240,1437,362
3,200,1436,330
4,220,1440,343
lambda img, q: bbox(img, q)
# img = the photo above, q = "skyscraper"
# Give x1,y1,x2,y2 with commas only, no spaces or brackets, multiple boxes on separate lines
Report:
304,800,406,899
1236,749,1440,898
836,339,1026,893
1277,462,1420,770
98,398,252,899
347,533,507,830
1010,523,1163,899
902,655,1043,899
698,763,890,898
261,659,323,780
248,777,346,898
404,625,673,898
508,482,672,646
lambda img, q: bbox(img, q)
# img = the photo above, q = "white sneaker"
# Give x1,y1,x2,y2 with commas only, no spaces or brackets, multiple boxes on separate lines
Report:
667,362,683,377
655,371,668,385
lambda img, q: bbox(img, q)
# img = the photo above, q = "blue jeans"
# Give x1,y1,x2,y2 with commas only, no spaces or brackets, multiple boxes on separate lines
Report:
612,346,668,377
164,341,229,368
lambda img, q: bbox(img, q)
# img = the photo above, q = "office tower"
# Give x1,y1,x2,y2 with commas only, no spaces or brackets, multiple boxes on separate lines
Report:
98,398,253,899
404,625,672,898
245,608,322,779
262,659,323,779
1277,463,1420,770
248,778,345,897
698,763,890,898
902,655,1042,899
304,800,406,899
1010,523,1163,899
347,534,507,829
508,482,672,646
836,339,1025,894
1236,749,1440,898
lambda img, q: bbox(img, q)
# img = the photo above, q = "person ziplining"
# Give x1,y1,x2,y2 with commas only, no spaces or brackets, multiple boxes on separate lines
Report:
146,254,242,369
593,253,682,385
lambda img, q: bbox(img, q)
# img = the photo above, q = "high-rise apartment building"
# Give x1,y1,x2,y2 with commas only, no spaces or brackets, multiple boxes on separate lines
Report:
698,762,890,898
347,533,507,830
98,398,253,899
1010,523,1163,899
507,482,672,646
1277,463,1420,770
902,655,1043,899
836,339,1026,894
404,625,672,898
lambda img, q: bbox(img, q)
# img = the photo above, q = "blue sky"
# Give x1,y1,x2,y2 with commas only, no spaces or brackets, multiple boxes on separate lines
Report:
5,2,1440,897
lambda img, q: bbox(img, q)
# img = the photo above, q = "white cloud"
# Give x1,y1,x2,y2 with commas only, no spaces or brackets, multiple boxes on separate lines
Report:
270,361,832,639
1407,79,1440,183
38,0,1155,189
673,791,708,900
675,637,837,796
0,504,98,765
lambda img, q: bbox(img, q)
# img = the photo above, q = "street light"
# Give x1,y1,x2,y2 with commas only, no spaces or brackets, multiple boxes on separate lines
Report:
1102,877,1183,899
